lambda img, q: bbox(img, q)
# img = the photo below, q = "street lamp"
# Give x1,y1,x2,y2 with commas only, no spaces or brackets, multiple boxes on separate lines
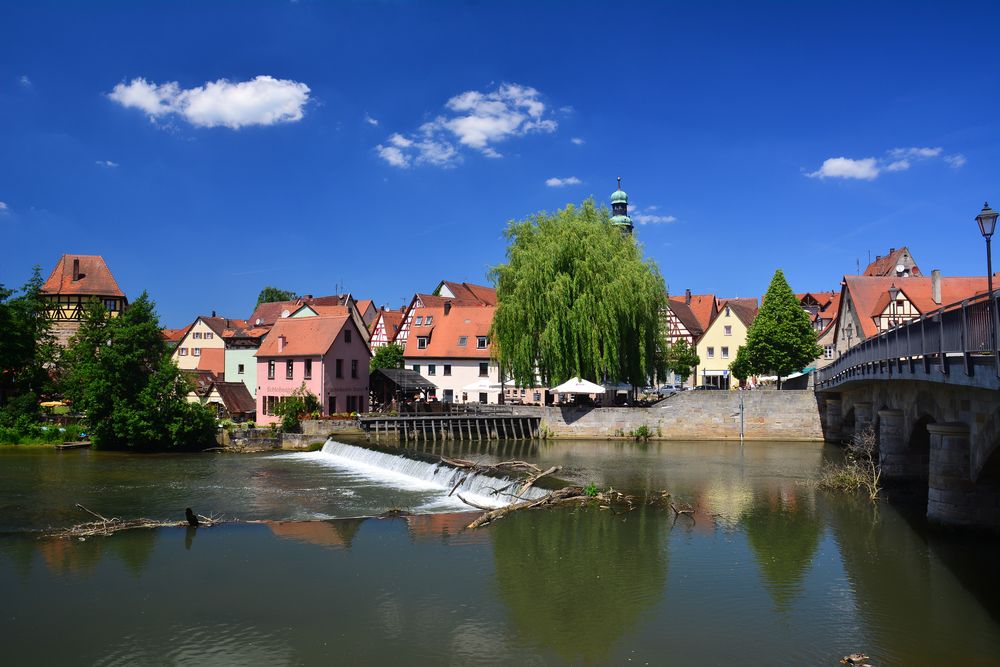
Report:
844,321,854,352
888,284,900,328
976,202,997,355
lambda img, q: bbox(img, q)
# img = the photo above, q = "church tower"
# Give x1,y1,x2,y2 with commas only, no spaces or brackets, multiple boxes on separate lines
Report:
609,176,633,234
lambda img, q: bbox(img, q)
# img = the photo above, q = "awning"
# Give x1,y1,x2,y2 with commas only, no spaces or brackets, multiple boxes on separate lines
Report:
462,379,503,392
551,377,606,394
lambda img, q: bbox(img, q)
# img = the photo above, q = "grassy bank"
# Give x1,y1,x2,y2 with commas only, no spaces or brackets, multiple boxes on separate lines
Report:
0,424,85,446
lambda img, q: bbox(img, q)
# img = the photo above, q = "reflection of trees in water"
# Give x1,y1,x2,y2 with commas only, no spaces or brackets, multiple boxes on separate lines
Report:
32,529,158,577
741,487,823,610
491,506,667,665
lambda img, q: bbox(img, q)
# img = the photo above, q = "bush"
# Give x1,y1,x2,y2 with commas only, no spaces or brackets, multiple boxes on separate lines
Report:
819,425,881,501
631,424,653,442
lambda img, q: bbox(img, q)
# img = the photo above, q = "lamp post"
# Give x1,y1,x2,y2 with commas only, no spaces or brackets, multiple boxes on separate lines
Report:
888,284,900,328
844,322,854,355
976,202,997,356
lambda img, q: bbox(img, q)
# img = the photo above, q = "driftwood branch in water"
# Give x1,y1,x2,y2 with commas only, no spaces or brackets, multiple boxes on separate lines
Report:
437,457,562,499
54,505,222,538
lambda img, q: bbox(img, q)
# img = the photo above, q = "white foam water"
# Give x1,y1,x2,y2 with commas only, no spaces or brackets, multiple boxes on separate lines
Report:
289,439,548,510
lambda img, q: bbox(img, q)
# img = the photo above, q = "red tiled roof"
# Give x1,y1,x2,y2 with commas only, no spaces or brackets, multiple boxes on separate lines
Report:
213,381,256,414
256,315,351,357
248,294,351,327
373,309,404,337
41,254,125,298
436,281,497,306
403,304,494,359
666,298,705,336
842,275,993,338
679,294,717,332
162,323,192,343
863,247,920,277
198,316,249,338
196,348,226,376
355,299,375,315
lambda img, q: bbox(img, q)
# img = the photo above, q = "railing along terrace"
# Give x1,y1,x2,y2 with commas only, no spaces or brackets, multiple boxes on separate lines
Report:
816,290,1000,389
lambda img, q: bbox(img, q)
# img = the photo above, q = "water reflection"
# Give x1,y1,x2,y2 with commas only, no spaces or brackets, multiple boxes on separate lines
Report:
491,506,668,664
268,518,365,549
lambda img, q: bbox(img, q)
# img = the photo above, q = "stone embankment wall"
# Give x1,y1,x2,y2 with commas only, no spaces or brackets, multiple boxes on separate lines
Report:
219,420,361,451
300,419,364,437
520,390,822,441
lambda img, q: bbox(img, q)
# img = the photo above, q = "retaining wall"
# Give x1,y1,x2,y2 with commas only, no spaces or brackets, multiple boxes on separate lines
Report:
522,390,823,441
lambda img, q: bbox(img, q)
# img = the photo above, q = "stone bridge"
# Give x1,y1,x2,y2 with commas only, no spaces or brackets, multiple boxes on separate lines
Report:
816,291,1000,530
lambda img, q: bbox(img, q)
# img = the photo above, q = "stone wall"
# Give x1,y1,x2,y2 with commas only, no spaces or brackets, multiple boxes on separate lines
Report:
220,428,281,451
300,419,364,437
522,390,823,441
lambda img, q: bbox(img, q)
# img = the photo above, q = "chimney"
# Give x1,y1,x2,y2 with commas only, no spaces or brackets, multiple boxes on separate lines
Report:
302,294,313,301
211,310,216,318
444,301,452,316
278,335,286,353
72,258,80,282
876,255,882,262
685,289,692,305
931,270,941,305
889,247,895,254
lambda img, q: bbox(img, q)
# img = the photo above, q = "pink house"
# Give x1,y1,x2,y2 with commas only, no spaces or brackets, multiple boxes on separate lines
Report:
255,315,370,424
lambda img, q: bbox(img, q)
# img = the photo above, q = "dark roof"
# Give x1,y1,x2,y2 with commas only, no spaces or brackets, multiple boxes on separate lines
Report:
722,301,758,328
198,316,249,338
373,367,437,391
41,254,126,298
666,298,704,336
213,382,256,414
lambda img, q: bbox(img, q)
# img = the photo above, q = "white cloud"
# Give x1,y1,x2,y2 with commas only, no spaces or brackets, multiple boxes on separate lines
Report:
545,176,582,187
0,201,8,213
808,157,880,180
571,137,585,145
18,75,31,87
108,75,310,129
888,146,942,159
630,204,677,225
364,113,379,126
808,146,960,181
95,160,118,168
376,83,558,168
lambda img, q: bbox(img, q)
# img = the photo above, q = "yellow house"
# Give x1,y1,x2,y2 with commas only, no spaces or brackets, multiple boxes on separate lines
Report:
172,315,244,376
694,300,757,389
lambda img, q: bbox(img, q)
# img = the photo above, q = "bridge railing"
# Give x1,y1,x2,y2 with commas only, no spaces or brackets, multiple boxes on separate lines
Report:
816,290,1000,389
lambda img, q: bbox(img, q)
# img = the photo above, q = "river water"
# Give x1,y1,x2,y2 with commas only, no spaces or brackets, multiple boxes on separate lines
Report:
1,439,998,665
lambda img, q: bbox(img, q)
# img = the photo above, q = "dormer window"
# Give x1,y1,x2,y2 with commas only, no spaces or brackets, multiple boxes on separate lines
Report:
418,336,428,349
425,316,433,326
458,336,468,347
415,316,423,326
477,336,488,349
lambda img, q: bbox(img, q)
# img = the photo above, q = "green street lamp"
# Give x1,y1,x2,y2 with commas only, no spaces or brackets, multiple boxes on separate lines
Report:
975,202,997,355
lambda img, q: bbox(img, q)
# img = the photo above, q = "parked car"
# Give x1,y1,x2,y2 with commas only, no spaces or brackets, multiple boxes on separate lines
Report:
692,385,722,390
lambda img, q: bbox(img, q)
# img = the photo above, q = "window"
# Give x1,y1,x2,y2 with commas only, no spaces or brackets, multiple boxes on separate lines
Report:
412,364,420,374
724,325,732,336
425,316,433,325
534,392,541,402
336,359,343,378
193,348,201,357
345,328,352,343
351,359,358,378
179,348,188,356
428,364,436,376
443,389,454,403
461,392,468,402
205,332,213,340
479,392,488,404
267,360,275,380
477,336,488,349
707,347,715,358
417,336,428,349
415,316,423,326
286,360,294,380
443,364,451,376
237,363,244,375
193,332,202,339
458,336,468,347
725,306,731,317
347,395,358,412
824,345,834,360
721,346,729,359
304,359,312,380
479,362,488,377
104,299,118,312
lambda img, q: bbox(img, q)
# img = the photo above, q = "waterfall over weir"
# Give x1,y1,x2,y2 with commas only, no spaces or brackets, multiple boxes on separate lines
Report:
314,440,549,509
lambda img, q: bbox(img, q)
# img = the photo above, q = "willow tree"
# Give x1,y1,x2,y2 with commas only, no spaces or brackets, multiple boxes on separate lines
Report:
490,199,667,388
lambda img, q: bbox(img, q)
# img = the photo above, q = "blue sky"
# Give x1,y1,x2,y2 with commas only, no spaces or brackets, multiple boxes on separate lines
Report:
2,1,999,327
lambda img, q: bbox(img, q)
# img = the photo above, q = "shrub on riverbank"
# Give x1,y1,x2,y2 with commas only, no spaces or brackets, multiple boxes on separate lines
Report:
818,426,881,501
0,423,83,445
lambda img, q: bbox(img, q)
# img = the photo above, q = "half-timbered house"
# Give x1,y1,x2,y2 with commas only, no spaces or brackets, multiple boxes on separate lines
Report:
40,254,128,346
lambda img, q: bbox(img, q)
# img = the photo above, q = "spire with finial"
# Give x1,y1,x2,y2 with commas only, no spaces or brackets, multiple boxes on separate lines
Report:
610,176,632,234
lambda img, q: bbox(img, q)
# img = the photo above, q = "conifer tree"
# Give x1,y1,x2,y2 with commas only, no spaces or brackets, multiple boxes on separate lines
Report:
740,269,822,389
490,199,667,387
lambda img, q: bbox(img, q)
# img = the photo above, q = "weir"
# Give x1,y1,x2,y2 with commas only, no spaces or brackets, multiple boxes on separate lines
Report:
316,440,549,507
358,414,541,443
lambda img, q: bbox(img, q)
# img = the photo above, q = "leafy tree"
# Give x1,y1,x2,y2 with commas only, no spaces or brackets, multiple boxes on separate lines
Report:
256,286,297,305
0,267,57,426
729,345,752,383
369,342,405,373
741,269,822,389
62,292,216,450
272,383,321,432
490,199,667,387
665,338,700,382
